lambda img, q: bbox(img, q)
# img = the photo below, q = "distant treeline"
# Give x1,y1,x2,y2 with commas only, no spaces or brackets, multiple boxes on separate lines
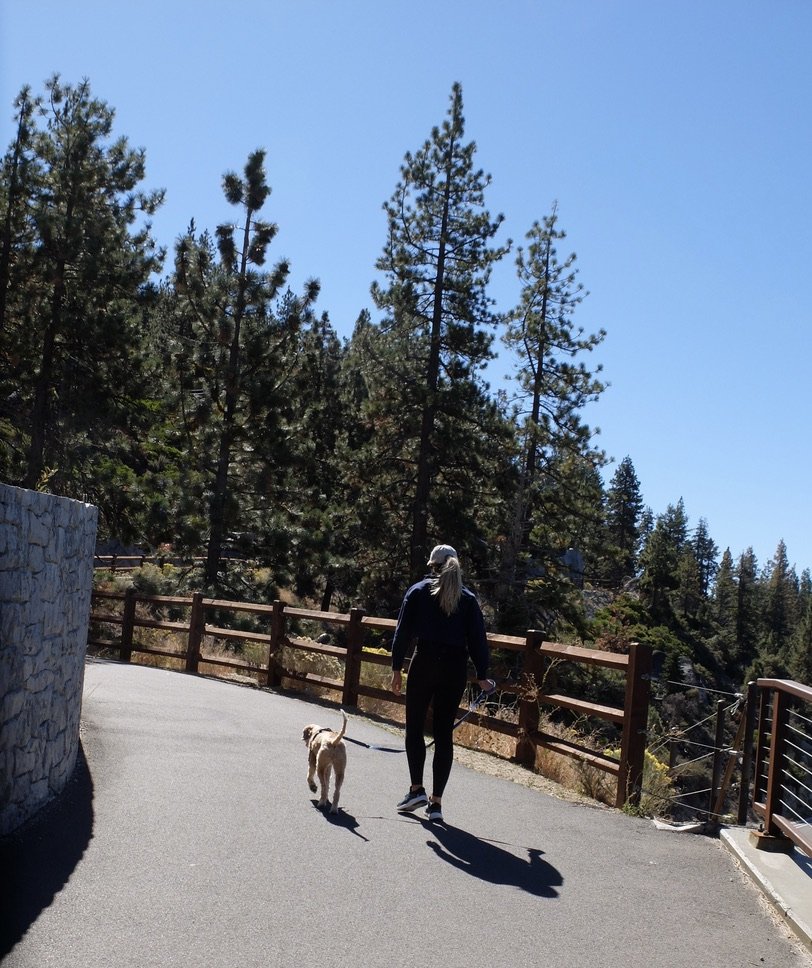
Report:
2,76,809,694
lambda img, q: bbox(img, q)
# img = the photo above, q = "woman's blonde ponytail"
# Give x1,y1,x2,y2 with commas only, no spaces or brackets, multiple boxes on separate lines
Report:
431,555,463,615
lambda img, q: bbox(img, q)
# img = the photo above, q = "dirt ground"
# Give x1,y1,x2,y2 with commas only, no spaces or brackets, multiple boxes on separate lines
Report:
450,742,607,808
364,713,607,810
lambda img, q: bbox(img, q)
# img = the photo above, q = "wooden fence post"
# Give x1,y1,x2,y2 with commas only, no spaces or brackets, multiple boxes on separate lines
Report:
616,640,652,809
342,607,365,708
714,696,748,821
515,630,544,766
668,728,679,772
266,600,285,689
709,699,726,818
120,587,136,663
185,592,205,674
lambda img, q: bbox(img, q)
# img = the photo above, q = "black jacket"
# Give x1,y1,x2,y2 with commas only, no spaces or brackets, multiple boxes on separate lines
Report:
391,577,489,678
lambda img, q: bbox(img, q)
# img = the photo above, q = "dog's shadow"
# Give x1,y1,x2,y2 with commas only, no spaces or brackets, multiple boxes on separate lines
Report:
424,822,561,897
310,800,369,842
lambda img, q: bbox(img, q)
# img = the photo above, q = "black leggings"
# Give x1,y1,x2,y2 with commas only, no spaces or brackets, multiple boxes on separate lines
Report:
404,645,468,798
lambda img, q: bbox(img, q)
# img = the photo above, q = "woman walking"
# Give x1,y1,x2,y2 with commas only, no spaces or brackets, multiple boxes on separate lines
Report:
390,544,492,822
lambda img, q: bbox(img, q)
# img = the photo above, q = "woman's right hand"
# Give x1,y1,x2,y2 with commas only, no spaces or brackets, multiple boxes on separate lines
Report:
390,670,402,695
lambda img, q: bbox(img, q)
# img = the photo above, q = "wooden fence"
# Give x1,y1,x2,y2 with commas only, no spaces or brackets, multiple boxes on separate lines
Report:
88,588,652,809
94,554,208,573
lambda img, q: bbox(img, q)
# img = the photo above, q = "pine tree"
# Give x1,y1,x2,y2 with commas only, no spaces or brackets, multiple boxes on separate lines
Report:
337,308,514,609
761,539,798,659
605,456,644,585
517,452,609,634
675,546,703,621
638,499,689,623
691,517,719,598
710,548,739,669
367,82,510,580
498,205,606,610
788,572,812,683
736,548,762,678
0,85,39,336
280,310,348,602
0,77,164,515
170,150,318,585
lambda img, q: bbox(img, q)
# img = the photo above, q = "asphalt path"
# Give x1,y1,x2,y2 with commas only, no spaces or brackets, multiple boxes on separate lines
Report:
2,659,810,968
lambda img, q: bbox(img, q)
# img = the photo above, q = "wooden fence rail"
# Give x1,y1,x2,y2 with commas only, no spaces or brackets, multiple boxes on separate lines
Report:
94,554,211,573
88,589,652,809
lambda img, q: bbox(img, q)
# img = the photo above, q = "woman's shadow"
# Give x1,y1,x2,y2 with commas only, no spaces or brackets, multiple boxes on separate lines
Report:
423,821,562,897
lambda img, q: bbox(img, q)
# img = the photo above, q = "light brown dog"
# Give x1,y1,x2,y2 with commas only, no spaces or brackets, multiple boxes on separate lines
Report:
302,710,348,813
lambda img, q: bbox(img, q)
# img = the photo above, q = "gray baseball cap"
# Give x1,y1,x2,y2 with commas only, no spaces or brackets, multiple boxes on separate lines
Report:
427,544,458,566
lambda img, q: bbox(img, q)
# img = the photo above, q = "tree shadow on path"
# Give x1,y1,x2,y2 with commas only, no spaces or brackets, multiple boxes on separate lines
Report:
423,821,562,897
0,744,95,958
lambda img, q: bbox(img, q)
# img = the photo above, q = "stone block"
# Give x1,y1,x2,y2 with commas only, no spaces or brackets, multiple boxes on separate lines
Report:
44,525,64,563
44,603,65,638
1,689,25,724
14,748,37,778
23,597,46,630
27,514,51,547
29,776,50,806
28,543,46,574
29,668,56,694
0,494,22,527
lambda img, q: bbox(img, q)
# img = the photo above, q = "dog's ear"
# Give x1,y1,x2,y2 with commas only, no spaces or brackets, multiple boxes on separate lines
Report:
302,725,313,743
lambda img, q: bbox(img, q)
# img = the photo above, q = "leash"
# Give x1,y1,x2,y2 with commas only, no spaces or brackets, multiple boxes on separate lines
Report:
344,679,497,754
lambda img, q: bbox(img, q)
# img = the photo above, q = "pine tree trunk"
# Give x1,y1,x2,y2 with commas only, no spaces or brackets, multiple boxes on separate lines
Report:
409,149,452,578
497,239,551,607
204,211,252,585
0,133,23,335
24,270,64,488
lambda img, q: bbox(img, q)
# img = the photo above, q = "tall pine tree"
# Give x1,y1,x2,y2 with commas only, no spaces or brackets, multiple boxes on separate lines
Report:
0,77,164,528
497,205,606,615
170,150,318,585
736,548,762,679
346,82,511,598
605,456,644,586
638,499,689,623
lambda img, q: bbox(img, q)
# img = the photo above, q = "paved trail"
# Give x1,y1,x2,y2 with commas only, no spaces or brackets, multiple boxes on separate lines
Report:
2,660,810,968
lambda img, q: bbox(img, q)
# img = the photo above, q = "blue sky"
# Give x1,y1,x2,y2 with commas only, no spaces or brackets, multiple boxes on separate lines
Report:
2,0,810,576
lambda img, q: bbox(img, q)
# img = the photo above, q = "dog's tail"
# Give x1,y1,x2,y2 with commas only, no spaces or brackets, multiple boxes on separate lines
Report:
329,710,348,746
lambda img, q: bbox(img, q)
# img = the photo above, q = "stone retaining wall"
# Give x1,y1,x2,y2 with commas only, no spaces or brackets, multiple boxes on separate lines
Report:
0,483,98,835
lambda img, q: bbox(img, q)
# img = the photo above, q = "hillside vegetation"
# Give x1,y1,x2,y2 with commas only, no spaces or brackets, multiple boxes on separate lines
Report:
4,78,811,807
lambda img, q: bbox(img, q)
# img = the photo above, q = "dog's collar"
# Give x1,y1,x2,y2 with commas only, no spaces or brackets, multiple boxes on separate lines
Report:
313,727,332,737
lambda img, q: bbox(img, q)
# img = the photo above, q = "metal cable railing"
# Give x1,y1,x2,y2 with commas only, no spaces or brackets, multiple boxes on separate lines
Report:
752,679,812,858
